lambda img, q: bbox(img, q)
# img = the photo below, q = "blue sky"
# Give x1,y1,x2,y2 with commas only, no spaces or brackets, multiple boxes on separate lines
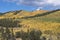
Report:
0,0,60,12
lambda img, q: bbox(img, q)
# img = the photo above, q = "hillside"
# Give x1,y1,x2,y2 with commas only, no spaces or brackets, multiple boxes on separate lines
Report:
0,10,48,19
21,9,60,22
0,9,60,29
0,9,60,40
33,9,60,23
19,9,60,33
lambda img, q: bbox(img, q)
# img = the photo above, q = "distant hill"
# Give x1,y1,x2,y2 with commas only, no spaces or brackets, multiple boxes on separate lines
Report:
21,9,60,23
0,10,48,18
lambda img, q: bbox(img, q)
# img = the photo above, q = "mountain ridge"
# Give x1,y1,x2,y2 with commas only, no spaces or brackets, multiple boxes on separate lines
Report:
0,10,48,18
0,9,60,19
21,9,60,19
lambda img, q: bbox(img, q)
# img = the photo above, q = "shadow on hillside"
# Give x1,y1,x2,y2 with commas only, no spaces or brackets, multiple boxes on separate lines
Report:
21,9,60,19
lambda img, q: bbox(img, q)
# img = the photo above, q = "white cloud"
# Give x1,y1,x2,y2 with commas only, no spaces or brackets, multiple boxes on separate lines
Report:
3,0,60,7
36,7,43,10
46,0,60,6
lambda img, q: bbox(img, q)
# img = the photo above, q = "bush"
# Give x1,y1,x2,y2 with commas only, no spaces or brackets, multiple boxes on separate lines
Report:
15,29,42,40
15,30,28,40
0,18,21,27
0,18,21,40
29,29,42,40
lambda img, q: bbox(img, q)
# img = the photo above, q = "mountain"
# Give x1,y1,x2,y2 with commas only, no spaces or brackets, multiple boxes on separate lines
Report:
0,10,48,19
0,9,60,34
0,9,60,40
19,9,60,33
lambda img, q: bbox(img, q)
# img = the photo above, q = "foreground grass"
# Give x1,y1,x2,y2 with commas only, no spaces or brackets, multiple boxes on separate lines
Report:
19,18,60,34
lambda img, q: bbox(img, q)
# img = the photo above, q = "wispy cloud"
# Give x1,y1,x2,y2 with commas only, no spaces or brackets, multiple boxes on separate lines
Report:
3,0,60,7
46,0,60,6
